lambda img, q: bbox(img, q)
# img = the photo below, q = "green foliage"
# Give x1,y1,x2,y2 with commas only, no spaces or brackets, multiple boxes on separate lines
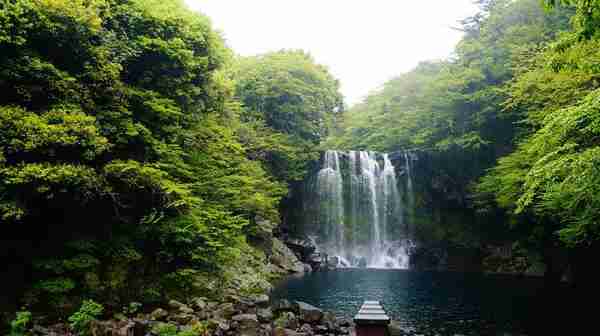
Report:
544,0,600,38
328,0,570,154
68,300,104,336
1,0,318,317
477,3,600,246
232,50,343,184
326,0,572,246
122,302,142,316
152,323,179,336
151,322,206,336
9,311,32,336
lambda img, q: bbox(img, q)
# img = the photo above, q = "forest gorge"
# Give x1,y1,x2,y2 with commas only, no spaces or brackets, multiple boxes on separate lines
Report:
1,0,600,334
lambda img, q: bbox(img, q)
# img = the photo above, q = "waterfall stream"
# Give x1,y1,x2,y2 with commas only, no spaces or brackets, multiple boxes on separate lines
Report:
310,150,415,269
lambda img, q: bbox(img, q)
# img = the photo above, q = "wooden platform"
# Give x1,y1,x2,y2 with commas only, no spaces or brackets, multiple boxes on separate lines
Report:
354,300,390,324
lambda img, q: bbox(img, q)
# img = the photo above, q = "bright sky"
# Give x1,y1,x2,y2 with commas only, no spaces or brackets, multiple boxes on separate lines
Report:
184,1,478,105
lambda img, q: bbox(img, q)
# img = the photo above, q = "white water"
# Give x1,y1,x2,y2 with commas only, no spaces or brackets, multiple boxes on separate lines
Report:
316,150,345,257
312,150,416,269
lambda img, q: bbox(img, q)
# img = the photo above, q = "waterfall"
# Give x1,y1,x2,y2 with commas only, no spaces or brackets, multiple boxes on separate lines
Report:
310,150,415,269
316,150,345,258
404,151,415,238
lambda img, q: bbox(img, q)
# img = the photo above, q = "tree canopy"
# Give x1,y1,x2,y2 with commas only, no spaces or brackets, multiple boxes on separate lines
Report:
0,0,342,315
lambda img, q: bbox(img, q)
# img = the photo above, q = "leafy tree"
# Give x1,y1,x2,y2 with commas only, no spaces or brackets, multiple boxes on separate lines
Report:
0,0,296,316
325,0,571,246
231,50,344,184
477,9,600,247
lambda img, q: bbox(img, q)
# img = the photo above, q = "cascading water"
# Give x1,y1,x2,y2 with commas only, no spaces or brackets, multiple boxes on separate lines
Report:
309,150,416,269
316,150,345,258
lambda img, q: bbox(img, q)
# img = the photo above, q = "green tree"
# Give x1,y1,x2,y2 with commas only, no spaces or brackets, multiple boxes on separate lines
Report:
231,50,344,183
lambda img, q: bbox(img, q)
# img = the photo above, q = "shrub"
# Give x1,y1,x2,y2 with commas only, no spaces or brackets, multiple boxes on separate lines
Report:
68,300,104,336
9,311,32,336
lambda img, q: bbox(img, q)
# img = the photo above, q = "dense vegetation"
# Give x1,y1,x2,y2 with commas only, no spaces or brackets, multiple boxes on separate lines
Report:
4,0,600,330
0,0,341,322
327,0,600,278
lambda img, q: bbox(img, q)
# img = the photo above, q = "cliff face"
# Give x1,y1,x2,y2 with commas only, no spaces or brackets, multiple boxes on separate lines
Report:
280,149,571,279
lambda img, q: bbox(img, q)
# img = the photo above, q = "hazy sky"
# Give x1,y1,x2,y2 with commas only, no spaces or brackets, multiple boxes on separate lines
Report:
184,1,478,105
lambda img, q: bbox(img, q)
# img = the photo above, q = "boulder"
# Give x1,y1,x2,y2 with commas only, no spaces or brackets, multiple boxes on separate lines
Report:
179,306,194,314
252,294,270,308
273,299,294,313
261,323,273,336
294,302,323,323
326,256,339,268
232,314,260,336
231,296,257,313
168,300,187,310
208,318,230,332
191,297,207,310
257,308,274,323
215,302,236,319
149,308,168,321
387,320,404,336
89,320,134,336
299,323,314,335
336,317,351,328
284,238,317,259
169,313,194,324
272,327,306,336
270,239,305,274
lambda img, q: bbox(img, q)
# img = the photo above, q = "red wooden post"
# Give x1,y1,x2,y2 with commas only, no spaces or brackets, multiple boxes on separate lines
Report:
354,300,390,336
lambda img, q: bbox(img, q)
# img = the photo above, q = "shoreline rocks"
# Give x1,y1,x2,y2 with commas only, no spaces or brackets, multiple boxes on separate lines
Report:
30,295,354,336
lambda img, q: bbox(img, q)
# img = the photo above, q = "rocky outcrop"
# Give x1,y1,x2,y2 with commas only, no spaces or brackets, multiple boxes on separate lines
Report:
30,296,353,336
269,238,306,274
294,301,323,324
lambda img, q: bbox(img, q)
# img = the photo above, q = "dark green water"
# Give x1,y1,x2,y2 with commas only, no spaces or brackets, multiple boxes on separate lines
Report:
271,269,579,335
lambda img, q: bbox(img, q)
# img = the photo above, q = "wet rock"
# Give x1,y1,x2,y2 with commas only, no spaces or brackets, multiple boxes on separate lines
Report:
273,299,294,312
226,294,242,303
233,296,257,313
271,239,305,274
196,310,208,320
388,320,404,336
257,308,274,322
89,320,134,336
149,308,168,321
232,314,260,336
326,256,339,268
253,294,270,308
321,312,337,330
272,327,306,336
168,299,187,310
216,302,237,319
261,323,273,336
299,323,314,335
336,317,351,328
315,324,328,333
169,313,194,324
179,306,195,314
208,318,230,332
295,301,323,323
